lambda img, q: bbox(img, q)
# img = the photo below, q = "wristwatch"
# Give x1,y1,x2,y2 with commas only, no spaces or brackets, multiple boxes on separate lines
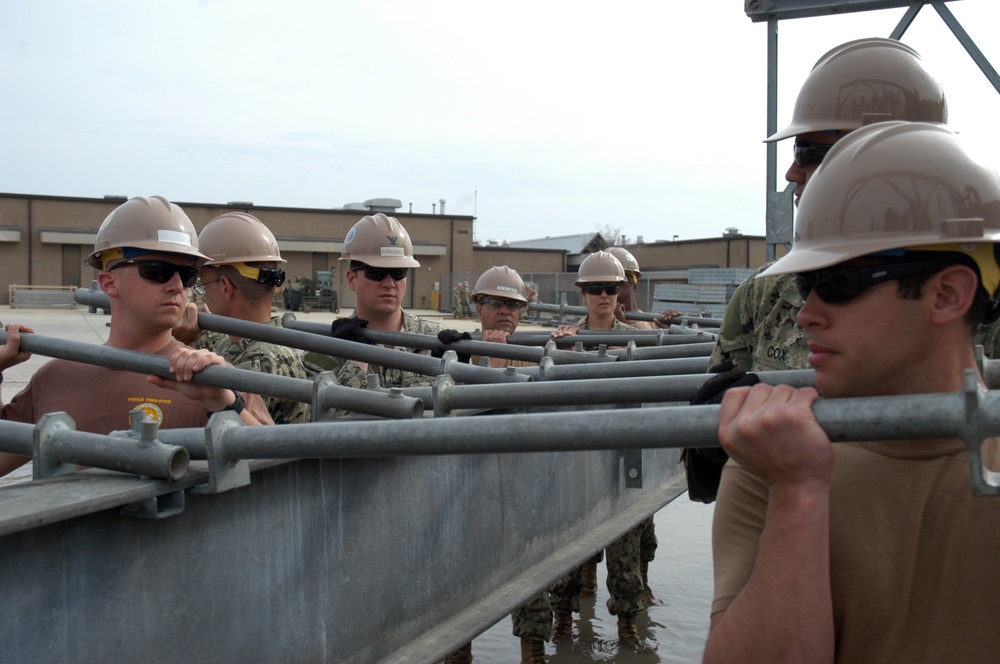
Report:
213,390,245,415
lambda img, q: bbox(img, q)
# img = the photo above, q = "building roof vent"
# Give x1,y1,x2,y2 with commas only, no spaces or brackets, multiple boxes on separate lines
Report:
723,227,742,237
364,198,403,213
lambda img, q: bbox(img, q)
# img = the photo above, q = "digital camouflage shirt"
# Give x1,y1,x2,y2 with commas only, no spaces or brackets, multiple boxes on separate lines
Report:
301,310,447,392
202,317,311,425
709,265,810,372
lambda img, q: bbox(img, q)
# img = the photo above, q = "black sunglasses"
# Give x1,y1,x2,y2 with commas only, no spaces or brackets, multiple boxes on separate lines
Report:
582,282,621,296
355,266,408,282
795,262,939,304
109,259,199,288
793,141,836,169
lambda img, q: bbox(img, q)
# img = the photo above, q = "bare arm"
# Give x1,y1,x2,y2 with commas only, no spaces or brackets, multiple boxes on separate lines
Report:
702,384,834,664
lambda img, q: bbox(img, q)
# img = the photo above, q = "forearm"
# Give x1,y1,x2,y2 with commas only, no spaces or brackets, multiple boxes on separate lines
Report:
704,483,834,664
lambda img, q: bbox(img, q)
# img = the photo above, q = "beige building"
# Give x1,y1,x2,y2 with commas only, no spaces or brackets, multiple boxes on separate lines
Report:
0,193,475,309
0,192,782,312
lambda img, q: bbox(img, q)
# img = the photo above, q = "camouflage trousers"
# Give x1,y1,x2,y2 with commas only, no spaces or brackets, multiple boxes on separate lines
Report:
639,515,657,562
511,590,553,641
549,523,646,617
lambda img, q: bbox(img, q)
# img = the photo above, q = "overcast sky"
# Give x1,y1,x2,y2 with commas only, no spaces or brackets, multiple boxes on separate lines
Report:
3,1,999,245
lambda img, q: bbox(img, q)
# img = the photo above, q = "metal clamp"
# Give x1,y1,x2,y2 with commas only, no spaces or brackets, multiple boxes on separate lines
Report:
432,375,456,417
33,412,78,479
960,369,1000,496
120,491,185,520
191,411,250,495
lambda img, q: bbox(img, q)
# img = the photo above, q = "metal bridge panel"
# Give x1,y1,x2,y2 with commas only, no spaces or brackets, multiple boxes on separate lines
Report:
0,448,683,664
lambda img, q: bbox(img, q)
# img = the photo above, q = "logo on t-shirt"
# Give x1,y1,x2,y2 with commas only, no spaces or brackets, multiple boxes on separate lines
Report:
130,402,165,426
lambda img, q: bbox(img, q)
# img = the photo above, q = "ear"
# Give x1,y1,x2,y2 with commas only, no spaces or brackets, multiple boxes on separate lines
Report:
475,303,483,320
346,269,358,292
221,276,238,301
928,264,978,326
97,271,119,298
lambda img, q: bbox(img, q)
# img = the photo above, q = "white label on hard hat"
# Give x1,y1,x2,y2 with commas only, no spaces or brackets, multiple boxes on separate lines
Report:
158,230,193,247
381,247,405,257
497,285,517,293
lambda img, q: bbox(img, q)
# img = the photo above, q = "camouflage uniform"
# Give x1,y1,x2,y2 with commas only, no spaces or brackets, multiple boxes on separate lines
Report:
459,284,472,319
302,311,447,391
549,315,646,617
453,285,464,318
974,319,1000,359
199,317,311,425
710,265,810,372
511,591,554,642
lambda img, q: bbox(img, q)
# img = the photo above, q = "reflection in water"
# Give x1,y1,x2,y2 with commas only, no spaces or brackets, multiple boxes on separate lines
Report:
471,499,715,663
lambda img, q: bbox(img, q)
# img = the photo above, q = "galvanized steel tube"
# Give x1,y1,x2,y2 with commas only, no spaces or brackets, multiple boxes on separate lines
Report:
397,370,816,413
605,342,716,361
514,356,712,380
46,429,188,481
0,420,36,456
0,328,312,403
202,382,1000,460
280,316,614,365
527,301,723,328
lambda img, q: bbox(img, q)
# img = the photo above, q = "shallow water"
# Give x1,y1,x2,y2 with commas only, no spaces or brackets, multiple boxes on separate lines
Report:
468,498,715,663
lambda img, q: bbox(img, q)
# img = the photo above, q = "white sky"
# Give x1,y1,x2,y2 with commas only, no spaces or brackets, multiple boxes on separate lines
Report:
3,1,999,244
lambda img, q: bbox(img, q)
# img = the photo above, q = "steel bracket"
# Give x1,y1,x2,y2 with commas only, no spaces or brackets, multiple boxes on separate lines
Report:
623,448,643,489
32,412,78,479
960,369,1000,496
536,356,555,381
191,411,250,495
120,490,185,520
432,375,457,417
312,371,340,421
625,341,638,362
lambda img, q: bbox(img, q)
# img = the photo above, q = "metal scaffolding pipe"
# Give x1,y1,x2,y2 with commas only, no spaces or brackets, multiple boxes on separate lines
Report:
495,328,717,347
605,341,715,361
0,419,37,456
280,316,615,365
0,413,190,481
0,329,423,420
413,370,817,414
41,425,188,481
514,356,711,380
197,373,989,451
527,300,723,328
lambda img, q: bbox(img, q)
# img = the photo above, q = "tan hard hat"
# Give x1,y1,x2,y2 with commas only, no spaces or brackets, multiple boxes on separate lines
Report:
759,122,1000,278
766,38,947,143
340,213,420,268
472,265,528,303
575,250,626,285
199,212,285,265
86,195,210,269
608,246,641,278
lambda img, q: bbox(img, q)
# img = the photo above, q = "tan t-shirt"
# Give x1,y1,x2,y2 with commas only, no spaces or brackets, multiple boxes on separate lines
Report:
2,340,272,431
712,438,1000,663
